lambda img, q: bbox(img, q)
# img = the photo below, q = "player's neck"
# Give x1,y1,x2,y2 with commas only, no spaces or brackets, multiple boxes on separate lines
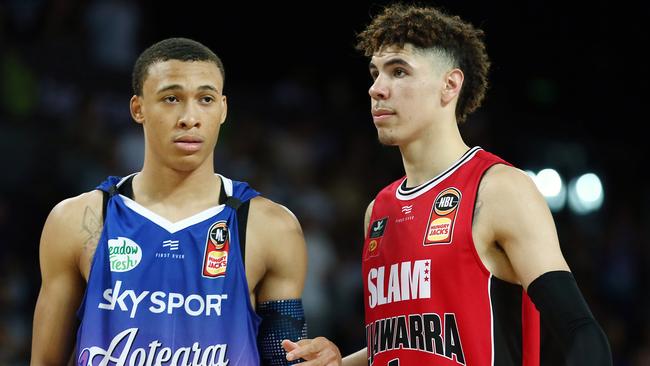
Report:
135,161,220,208
399,124,469,188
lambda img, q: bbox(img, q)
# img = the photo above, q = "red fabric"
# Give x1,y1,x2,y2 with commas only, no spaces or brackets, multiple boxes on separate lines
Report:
362,148,540,365
522,292,541,366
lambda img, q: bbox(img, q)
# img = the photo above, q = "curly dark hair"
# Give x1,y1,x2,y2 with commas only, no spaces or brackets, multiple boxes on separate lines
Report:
356,4,490,124
132,37,225,96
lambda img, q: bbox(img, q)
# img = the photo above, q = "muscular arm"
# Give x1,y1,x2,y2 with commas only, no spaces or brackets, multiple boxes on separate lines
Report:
246,197,310,364
283,200,377,366
479,165,569,287
247,196,307,303
480,165,611,365
31,191,101,365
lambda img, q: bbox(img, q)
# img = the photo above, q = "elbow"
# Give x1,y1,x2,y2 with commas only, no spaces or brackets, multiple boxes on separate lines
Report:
565,320,612,366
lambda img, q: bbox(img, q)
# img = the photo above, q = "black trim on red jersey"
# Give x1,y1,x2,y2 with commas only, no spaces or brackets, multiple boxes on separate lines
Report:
396,146,482,200
490,276,523,366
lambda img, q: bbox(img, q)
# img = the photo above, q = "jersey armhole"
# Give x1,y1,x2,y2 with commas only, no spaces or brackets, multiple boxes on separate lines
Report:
101,190,109,222
465,162,507,278
236,200,251,268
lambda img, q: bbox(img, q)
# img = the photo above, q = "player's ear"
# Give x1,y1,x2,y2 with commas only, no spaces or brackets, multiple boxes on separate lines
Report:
219,95,228,125
130,95,145,124
441,68,464,104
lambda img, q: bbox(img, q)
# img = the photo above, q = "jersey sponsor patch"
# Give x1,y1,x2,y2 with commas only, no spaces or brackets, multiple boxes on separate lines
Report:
366,313,465,365
98,280,228,318
365,218,388,260
202,221,229,278
367,260,431,309
108,237,142,272
369,218,388,238
423,188,461,246
78,327,230,366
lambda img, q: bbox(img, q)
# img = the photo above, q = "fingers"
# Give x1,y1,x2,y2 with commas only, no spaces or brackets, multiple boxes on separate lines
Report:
292,346,341,366
281,339,299,352
285,338,315,360
285,337,341,365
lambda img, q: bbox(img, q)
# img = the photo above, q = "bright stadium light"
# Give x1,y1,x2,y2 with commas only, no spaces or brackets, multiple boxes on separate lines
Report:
530,168,566,212
568,173,604,215
525,170,536,179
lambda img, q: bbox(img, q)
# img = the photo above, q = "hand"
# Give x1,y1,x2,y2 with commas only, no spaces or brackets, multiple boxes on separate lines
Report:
282,337,342,366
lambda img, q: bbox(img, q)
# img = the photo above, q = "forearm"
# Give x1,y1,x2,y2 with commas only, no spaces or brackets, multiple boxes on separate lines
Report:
527,271,612,366
565,320,611,366
257,299,307,365
31,289,78,365
342,348,367,366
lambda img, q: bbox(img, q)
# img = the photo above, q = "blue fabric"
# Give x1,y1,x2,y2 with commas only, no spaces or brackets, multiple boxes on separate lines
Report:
257,299,307,365
76,175,261,366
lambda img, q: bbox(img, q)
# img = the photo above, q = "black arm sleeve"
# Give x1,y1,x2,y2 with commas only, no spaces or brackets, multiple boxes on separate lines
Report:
527,271,612,366
257,299,308,365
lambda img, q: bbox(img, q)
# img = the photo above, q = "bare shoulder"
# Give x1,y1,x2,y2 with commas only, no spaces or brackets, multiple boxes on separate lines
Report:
364,199,376,237
478,163,568,287
247,196,307,302
477,163,549,231
479,164,542,205
42,190,104,272
246,195,305,265
248,196,303,235
46,190,103,239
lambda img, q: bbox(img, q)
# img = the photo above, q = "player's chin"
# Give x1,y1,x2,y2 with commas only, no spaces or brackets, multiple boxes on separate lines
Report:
377,131,399,146
170,155,207,172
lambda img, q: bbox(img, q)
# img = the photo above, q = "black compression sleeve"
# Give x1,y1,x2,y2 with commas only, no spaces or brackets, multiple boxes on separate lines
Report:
527,271,612,366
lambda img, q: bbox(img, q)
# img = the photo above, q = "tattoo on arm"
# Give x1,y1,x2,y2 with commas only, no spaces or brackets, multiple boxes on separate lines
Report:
473,180,487,229
81,206,102,261
472,200,482,228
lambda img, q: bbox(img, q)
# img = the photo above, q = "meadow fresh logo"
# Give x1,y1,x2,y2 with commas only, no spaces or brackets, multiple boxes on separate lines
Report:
108,237,142,272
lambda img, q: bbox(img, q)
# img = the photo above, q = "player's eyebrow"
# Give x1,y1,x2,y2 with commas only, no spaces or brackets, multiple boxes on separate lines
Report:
156,84,219,93
369,57,412,71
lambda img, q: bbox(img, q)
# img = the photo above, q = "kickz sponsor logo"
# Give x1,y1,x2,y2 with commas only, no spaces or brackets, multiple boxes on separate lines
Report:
108,237,142,272
367,260,431,308
77,328,229,366
98,281,227,318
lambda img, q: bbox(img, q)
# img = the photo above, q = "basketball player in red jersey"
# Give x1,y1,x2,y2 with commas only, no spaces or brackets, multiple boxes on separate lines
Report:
283,3,612,366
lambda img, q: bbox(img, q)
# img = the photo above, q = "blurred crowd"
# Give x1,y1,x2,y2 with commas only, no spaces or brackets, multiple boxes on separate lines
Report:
1,1,648,365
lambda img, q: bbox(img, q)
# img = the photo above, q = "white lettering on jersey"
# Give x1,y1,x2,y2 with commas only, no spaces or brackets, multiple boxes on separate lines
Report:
78,328,229,366
368,260,431,308
98,281,227,318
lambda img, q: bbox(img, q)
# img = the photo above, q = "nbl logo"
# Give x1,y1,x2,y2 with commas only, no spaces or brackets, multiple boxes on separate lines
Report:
210,223,228,249
434,190,460,215
202,221,230,278
423,187,462,246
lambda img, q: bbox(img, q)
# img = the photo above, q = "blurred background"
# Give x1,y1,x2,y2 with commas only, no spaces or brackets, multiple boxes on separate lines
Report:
1,0,648,364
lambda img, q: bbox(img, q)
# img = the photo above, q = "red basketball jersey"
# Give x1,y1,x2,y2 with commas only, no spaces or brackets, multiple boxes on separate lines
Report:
362,147,544,366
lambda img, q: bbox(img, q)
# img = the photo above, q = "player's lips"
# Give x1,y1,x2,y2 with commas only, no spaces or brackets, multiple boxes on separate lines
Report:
174,135,204,152
372,108,396,122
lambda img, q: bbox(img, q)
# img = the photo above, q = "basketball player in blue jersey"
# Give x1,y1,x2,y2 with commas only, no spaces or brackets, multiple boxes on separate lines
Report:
31,38,308,366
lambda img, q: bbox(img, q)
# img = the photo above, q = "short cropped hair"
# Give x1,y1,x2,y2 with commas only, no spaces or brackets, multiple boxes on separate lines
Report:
356,4,490,123
132,37,225,96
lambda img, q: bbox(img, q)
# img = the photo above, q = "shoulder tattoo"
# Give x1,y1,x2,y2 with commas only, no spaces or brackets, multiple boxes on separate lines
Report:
472,199,483,228
473,180,487,228
81,205,103,260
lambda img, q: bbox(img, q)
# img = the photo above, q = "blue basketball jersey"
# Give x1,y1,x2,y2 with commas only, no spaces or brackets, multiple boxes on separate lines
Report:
75,174,261,366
